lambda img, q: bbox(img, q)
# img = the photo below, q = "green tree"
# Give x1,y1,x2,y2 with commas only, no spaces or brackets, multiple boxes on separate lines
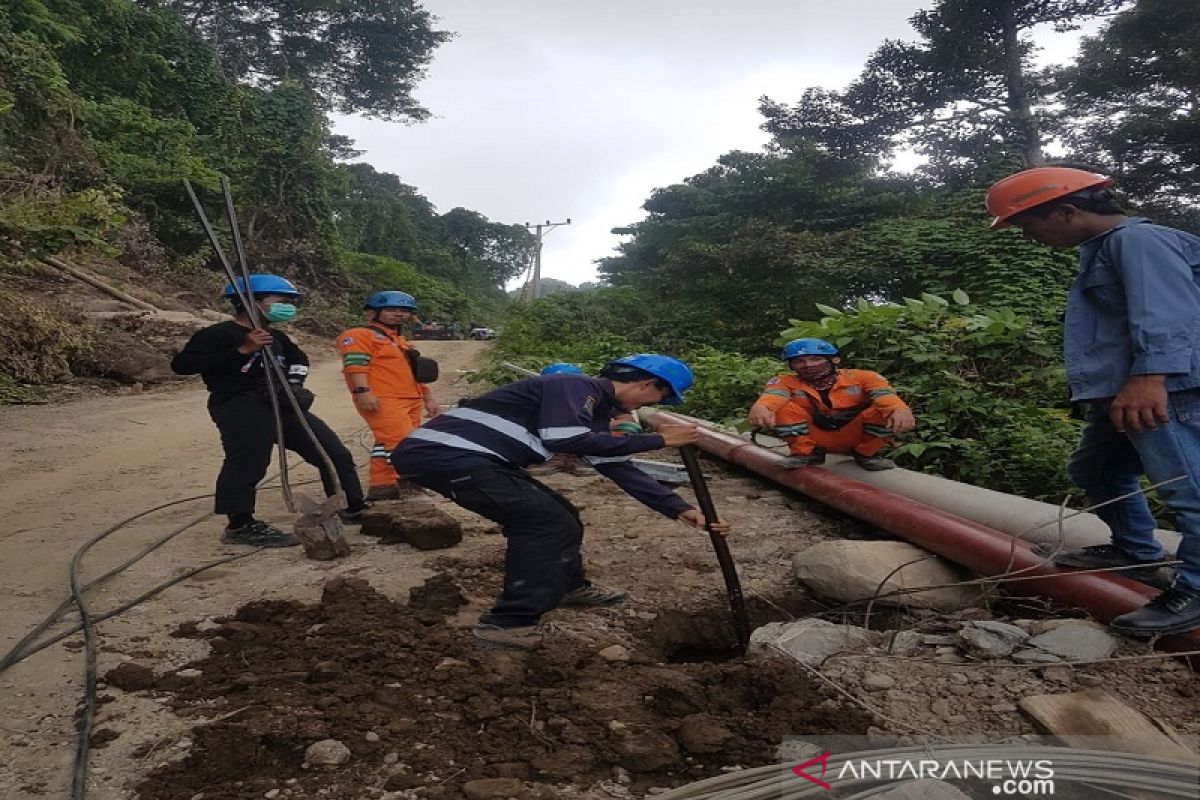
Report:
1057,0,1200,223
149,0,451,120
761,0,1126,173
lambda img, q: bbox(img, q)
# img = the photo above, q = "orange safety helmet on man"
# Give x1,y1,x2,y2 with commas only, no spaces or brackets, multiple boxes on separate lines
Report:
985,167,1113,230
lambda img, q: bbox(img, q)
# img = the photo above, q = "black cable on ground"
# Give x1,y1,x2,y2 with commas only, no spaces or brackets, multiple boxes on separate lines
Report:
22,549,264,666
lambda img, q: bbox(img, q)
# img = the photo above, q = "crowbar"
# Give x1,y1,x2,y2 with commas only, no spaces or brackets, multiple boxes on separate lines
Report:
679,444,751,651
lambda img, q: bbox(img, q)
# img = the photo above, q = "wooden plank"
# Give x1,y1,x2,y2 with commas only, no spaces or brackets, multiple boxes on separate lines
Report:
1019,690,1198,763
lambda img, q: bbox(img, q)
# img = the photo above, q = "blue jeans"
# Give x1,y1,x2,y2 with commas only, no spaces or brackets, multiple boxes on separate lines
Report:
1068,390,1200,590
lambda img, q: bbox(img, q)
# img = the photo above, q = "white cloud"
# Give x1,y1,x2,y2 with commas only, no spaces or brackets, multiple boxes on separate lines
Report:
333,1,1099,286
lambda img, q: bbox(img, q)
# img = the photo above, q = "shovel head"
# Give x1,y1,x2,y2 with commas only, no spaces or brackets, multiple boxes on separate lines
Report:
293,493,350,561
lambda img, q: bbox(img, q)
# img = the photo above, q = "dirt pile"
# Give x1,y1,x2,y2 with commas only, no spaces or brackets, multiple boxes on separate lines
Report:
135,576,870,800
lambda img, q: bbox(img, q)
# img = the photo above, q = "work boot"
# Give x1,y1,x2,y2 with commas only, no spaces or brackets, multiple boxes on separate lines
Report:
366,484,401,501
1047,543,1165,584
221,520,299,548
1110,585,1200,637
560,582,628,607
471,623,545,651
338,500,373,524
853,453,896,471
779,448,826,469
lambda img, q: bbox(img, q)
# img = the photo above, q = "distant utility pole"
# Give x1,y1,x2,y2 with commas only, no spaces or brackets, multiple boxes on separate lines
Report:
523,218,571,299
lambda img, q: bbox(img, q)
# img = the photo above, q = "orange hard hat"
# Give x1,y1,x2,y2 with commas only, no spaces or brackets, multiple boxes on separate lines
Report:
985,167,1113,230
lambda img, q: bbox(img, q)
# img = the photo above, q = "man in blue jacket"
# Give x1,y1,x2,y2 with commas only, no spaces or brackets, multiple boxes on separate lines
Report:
391,354,730,650
987,167,1200,635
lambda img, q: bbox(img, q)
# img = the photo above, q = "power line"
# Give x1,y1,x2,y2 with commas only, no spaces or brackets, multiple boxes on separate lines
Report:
522,218,571,299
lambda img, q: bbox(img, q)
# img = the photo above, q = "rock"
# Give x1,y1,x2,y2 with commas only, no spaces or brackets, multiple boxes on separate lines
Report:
1039,665,1075,684
360,500,462,550
871,780,973,799
792,540,983,610
1012,648,1062,664
754,543,783,560
1028,619,1068,636
597,645,630,663
79,328,176,385
888,631,924,655
175,668,203,679
972,620,1030,640
383,773,422,791
957,620,1028,659
304,739,351,767
1026,620,1117,661
612,728,681,772
462,778,524,800
364,731,380,743
104,662,156,691
675,714,733,754
265,791,280,799
747,619,873,667
862,673,896,690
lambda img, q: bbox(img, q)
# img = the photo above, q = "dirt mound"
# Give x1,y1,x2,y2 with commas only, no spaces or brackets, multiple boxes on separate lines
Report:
137,576,869,799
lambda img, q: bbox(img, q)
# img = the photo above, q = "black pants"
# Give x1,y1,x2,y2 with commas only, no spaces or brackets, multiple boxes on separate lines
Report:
208,394,364,517
410,465,584,627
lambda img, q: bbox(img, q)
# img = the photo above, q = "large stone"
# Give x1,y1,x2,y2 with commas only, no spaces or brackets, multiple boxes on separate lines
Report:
304,739,351,767
792,541,982,610
747,619,873,667
957,620,1028,659
1026,620,1118,661
360,499,462,550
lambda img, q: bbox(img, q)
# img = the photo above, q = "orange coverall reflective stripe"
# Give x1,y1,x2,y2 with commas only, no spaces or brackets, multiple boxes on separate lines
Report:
335,326,426,488
752,369,909,457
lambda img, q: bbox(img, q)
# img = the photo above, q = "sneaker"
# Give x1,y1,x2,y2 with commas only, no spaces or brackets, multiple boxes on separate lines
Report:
560,582,628,607
853,453,896,471
1049,543,1164,584
471,623,545,651
221,520,299,548
1110,585,1200,637
366,484,401,501
338,500,373,525
779,449,826,469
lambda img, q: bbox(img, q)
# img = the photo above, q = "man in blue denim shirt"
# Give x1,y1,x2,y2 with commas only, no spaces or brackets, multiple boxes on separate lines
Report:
987,166,1200,636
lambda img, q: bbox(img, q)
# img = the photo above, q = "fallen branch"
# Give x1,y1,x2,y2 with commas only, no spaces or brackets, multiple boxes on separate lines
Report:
41,256,160,313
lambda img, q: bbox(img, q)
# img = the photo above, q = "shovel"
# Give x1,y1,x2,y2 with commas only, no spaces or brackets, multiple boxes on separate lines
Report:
679,445,751,652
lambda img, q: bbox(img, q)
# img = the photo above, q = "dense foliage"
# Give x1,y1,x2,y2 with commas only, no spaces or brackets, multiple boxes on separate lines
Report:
0,0,526,327
494,0,1196,506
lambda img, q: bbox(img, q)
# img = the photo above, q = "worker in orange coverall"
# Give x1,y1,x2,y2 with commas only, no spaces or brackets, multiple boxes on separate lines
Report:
747,338,915,470
336,291,441,499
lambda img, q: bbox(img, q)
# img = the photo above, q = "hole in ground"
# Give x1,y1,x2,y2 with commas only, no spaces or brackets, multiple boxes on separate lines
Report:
647,592,820,664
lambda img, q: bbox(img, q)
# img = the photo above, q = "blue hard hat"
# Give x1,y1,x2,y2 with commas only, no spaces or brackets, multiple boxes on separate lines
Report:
541,362,584,376
222,274,302,298
781,338,838,360
607,354,694,406
364,290,417,310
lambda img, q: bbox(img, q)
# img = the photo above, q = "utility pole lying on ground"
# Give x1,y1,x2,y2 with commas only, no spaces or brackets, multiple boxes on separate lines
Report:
523,218,571,299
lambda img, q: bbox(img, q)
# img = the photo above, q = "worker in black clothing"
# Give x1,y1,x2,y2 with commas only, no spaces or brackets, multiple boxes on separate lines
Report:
171,273,368,547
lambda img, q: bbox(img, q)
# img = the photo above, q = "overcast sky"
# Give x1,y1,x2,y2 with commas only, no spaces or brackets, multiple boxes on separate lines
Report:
333,1,1096,288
